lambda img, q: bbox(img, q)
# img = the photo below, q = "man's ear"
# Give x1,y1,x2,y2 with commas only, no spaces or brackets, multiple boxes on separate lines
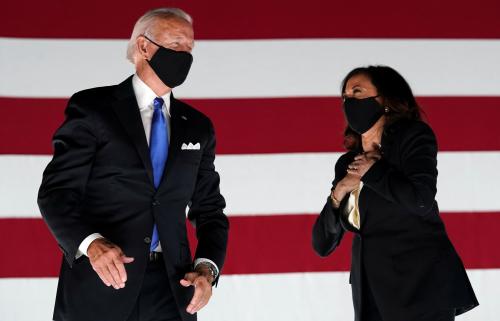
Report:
136,36,149,60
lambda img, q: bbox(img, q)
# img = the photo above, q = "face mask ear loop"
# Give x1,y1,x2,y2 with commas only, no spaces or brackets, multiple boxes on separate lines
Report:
142,35,162,48
142,35,164,62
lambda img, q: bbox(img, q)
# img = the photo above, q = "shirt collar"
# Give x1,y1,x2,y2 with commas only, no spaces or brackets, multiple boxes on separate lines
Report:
132,74,171,116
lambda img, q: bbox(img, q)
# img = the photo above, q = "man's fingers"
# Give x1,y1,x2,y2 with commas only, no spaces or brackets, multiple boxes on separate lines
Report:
113,258,128,283
183,274,213,314
195,297,209,313
99,266,118,288
193,290,209,313
190,279,212,314
184,273,197,282
186,285,204,314
107,260,125,289
88,240,133,289
180,272,198,287
121,256,135,264
94,267,112,287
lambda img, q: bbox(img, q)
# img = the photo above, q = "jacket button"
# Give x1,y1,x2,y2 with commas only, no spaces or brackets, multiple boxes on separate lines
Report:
152,199,160,206
144,237,151,244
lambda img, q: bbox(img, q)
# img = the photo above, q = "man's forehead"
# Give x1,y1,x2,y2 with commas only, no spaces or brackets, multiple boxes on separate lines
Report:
152,18,193,37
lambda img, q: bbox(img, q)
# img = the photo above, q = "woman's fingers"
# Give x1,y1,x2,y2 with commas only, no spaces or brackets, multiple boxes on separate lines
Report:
355,151,381,161
365,151,382,160
348,161,362,169
347,168,362,178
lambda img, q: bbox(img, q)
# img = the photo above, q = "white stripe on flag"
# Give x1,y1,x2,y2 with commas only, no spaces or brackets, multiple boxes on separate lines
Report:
1,38,500,98
1,152,500,218
0,270,497,321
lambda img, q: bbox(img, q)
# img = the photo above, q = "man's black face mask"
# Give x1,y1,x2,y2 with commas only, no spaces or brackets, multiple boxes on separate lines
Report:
144,35,193,88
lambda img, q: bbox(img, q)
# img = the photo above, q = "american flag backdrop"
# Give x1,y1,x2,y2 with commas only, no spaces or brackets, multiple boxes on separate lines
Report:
1,1,500,320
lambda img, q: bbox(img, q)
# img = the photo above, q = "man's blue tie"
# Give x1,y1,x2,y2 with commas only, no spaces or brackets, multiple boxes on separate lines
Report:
149,97,168,251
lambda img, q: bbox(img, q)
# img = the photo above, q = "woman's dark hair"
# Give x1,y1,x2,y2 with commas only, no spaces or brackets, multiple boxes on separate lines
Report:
340,65,424,151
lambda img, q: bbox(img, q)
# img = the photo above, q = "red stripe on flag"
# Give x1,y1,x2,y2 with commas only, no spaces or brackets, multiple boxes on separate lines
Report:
1,0,500,39
2,97,500,154
0,213,499,278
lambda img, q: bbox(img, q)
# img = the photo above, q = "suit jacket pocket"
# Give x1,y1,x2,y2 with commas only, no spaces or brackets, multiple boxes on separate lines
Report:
179,151,202,165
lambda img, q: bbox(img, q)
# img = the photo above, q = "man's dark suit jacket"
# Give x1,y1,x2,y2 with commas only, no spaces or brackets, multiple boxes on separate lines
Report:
38,76,229,321
312,119,478,321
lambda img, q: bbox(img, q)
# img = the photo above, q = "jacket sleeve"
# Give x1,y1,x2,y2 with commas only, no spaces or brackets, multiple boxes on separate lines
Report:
361,121,438,216
37,94,98,266
312,153,351,257
187,119,229,276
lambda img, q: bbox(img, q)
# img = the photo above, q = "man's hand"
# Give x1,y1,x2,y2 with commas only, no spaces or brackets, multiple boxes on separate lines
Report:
180,266,214,315
87,238,134,290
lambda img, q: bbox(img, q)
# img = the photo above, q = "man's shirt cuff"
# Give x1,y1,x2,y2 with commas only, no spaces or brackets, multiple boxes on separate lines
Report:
76,233,104,258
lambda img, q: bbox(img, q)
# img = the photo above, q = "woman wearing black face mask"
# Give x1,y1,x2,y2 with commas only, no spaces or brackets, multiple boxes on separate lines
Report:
312,66,478,321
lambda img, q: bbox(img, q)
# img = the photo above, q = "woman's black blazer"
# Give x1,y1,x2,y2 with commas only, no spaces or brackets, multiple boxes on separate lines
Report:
312,119,478,321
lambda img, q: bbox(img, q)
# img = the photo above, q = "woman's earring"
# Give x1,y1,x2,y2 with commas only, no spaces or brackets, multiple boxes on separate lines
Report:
384,106,390,113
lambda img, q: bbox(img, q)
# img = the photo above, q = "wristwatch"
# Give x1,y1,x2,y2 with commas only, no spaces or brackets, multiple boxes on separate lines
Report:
196,261,218,281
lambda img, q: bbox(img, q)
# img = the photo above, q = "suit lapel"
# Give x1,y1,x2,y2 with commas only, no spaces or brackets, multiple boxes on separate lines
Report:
111,77,154,185
158,96,188,190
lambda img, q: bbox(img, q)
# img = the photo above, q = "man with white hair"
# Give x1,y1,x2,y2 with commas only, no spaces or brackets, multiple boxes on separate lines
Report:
38,8,229,321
